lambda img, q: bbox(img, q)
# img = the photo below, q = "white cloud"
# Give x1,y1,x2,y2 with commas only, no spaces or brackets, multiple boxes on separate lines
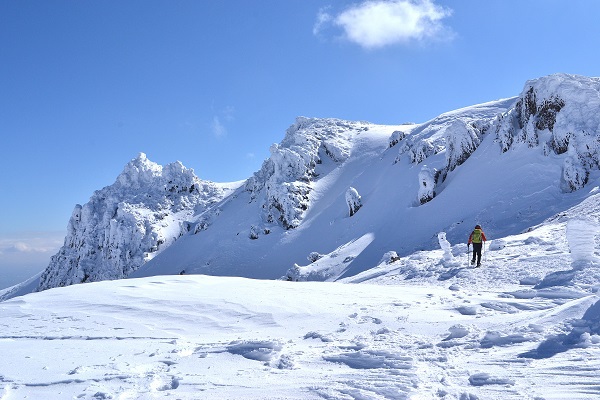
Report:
0,232,64,286
316,0,453,49
313,7,333,36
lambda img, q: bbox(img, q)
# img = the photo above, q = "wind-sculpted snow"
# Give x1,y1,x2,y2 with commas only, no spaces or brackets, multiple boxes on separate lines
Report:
567,218,599,263
3,249,600,399
37,153,231,291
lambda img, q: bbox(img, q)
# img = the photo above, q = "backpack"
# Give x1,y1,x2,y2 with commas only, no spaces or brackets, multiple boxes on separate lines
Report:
471,229,482,243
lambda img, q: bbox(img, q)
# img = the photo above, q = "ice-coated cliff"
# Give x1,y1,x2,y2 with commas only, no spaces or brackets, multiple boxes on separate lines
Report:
37,153,232,290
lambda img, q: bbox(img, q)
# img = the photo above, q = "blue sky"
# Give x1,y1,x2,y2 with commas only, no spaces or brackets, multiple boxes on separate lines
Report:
1,0,600,287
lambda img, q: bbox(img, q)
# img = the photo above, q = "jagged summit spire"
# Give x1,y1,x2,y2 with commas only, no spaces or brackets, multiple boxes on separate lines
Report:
36,154,231,291
115,153,163,189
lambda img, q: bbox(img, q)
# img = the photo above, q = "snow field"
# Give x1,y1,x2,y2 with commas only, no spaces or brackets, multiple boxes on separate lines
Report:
2,242,600,400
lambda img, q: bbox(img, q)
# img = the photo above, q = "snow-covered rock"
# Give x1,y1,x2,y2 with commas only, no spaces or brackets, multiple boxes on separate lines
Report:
418,165,437,204
492,74,600,192
245,117,370,229
37,153,230,290
345,187,362,216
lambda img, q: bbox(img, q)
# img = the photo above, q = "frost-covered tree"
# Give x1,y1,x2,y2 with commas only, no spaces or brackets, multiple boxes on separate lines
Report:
345,187,362,216
249,225,260,240
562,155,588,192
418,165,437,204
307,252,323,263
409,140,436,164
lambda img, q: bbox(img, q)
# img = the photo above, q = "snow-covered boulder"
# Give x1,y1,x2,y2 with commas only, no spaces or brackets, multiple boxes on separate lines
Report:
345,187,362,216
38,153,227,291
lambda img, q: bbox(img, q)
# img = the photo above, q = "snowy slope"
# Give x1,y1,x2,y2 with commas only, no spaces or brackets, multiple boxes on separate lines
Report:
134,73,600,282
2,73,600,399
1,205,599,399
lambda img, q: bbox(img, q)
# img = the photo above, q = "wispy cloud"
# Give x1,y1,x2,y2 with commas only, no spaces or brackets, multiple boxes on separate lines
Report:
0,234,63,255
211,116,227,137
315,0,453,49
313,7,333,36
210,105,235,138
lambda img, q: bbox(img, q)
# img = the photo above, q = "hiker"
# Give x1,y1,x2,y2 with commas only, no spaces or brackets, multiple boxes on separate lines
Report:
468,225,487,267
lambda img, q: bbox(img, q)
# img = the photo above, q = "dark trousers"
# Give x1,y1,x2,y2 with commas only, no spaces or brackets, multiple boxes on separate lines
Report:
472,242,483,265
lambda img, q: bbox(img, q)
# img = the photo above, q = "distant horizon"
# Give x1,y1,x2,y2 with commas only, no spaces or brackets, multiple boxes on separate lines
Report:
0,231,65,290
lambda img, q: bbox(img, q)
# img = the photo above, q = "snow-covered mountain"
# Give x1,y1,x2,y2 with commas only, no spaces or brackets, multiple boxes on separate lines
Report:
3,73,600,299
134,73,600,282
36,154,240,290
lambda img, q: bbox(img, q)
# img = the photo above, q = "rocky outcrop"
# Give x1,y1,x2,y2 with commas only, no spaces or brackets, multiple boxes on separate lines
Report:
245,117,370,230
38,153,227,290
492,74,600,192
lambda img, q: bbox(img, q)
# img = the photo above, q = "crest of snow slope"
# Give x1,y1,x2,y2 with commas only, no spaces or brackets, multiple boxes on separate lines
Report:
35,153,238,292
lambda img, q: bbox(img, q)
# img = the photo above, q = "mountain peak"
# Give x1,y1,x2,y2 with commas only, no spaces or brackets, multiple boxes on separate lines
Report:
36,154,232,291
115,152,163,190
